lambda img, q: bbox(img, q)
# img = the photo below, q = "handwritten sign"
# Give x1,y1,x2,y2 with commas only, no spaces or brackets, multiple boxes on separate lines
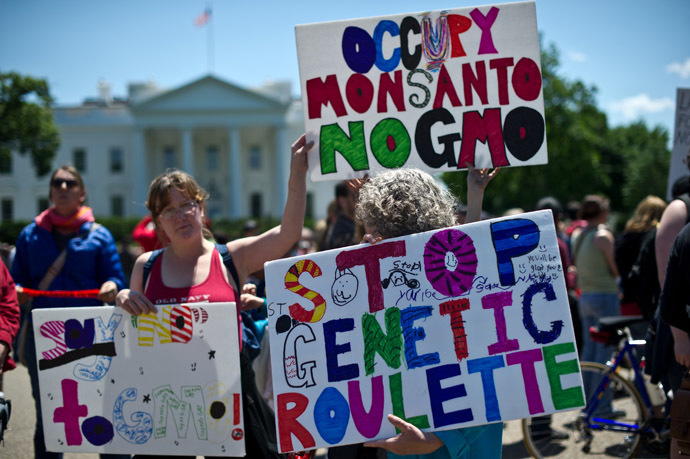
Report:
667,87,690,200
265,210,583,453
32,303,244,456
296,1,546,181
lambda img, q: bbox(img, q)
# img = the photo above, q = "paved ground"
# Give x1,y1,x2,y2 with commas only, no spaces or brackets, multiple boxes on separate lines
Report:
1,363,530,458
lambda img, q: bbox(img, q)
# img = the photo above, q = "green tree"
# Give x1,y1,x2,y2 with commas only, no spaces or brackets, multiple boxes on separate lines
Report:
442,42,635,214
608,122,670,210
0,72,60,176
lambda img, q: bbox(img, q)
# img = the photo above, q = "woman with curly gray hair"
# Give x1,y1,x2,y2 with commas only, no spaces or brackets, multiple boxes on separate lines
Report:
359,166,501,458
357,166,495,240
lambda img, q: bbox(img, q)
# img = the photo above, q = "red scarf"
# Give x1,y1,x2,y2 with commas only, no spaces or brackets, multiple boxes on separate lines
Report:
35,206,95,232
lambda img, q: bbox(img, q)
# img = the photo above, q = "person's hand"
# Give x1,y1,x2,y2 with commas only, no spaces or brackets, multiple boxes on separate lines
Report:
98,280,118,304
361,233,382,245
240,293,264,311
363,414,443,454
674,333,690,367
15,286,30,306
346,174,369,201
0,340,8,376
290,134,313,178
242,283,257,295
466,162,499,193
116,289,157,316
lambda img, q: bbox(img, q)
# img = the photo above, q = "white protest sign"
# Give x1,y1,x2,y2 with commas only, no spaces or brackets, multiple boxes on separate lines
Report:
32,303,244,456
265,210,583,453
667,88,690,200
296,1,546,182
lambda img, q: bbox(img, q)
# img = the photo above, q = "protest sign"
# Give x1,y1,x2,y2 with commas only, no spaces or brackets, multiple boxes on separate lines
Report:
296,1,546,182
265,210,583,453
667,88,690,200
32,303,244,456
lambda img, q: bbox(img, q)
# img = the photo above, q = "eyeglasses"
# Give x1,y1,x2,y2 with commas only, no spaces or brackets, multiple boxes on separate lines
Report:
51,178,79,189
160,201,199,220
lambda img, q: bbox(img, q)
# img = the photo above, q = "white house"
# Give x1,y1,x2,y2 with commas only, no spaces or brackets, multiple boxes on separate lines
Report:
0,75,335,224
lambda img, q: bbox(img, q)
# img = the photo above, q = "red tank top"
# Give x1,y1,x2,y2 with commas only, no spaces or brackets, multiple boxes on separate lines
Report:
145,248,242,345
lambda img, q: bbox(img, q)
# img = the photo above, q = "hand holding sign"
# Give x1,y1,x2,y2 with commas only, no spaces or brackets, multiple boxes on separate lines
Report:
363,414,444,454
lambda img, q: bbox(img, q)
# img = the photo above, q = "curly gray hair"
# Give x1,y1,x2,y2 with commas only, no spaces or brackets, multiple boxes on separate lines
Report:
355,169,456,239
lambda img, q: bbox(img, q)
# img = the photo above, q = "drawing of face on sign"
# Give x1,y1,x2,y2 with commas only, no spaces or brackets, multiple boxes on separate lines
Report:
381,269,420,290
331,268,359,306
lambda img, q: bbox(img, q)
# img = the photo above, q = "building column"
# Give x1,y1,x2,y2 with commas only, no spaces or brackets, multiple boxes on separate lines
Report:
228,127,242,218
275,126,287,216
134,128,147,216
182,127,194,176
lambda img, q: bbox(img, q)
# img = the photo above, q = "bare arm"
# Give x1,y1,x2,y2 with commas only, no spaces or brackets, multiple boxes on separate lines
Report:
465,163,498,224
229,135,312,281
364,414,443,454
115,252,156,315
656,199,687,285
593,229,620,279
671,326,690,367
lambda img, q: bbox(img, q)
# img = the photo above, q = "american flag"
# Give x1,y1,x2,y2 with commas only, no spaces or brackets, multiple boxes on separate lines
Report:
194,7,212,27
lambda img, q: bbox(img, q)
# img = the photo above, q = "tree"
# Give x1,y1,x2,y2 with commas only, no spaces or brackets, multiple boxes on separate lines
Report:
442,41,670,216
608,122,670,210
0,72,60,176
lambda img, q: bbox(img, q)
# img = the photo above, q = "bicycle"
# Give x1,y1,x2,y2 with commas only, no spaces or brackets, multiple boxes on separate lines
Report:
521,315,671,458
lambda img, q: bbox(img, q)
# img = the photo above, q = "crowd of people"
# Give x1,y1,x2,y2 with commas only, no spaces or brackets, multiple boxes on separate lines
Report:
0,137,689,458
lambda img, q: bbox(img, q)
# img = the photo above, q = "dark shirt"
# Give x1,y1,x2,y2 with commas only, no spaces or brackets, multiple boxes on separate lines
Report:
615,230,649,304
326,213,356,250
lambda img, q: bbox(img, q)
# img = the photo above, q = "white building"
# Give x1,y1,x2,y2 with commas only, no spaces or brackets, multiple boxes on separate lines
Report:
0,75,334,223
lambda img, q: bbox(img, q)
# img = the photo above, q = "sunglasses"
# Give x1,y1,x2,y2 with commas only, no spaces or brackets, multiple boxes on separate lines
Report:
51,178,79,189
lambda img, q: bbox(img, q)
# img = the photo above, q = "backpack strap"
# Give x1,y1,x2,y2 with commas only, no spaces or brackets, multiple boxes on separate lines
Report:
215,243,240,289
141,244,240,292
572,226,596,265
142,248,165,291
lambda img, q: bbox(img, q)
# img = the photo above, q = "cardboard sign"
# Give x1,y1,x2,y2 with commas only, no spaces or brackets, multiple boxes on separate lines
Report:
32,303,244,456
296,1,547,182
667,88,690,200
265,210,583,453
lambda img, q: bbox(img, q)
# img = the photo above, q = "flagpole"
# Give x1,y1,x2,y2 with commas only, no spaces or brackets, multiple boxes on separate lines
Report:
207,2,214,74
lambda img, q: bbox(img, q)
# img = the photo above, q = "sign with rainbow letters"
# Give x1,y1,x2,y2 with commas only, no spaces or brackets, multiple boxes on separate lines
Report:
296,1,546,181
32,302,244,456
265,210,584,453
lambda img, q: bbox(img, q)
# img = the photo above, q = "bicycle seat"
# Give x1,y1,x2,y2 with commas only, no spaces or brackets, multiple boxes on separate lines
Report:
597,315,645,333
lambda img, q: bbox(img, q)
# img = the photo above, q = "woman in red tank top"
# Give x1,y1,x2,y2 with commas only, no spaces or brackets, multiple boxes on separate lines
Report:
114,135,311,459
116,134,311,316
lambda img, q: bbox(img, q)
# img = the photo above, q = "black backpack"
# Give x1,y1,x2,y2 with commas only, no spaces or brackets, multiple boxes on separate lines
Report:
630,193,690,320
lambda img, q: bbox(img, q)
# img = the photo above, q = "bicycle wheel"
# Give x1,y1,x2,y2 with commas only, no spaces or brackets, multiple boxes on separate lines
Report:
522,361,646,458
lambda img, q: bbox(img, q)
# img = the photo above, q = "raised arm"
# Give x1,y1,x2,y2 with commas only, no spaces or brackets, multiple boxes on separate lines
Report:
229,134,313,281
465,163,498,224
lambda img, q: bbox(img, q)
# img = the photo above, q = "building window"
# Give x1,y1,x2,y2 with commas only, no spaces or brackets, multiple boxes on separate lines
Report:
306,192,314,220
111,195,124,217
1,198,12,222
0,151,12,174
110,147,123,173
163,147,175,169
207,146,218,170
74,148,87,172
249,146,262,170
250,192,262,218
37,198,49,214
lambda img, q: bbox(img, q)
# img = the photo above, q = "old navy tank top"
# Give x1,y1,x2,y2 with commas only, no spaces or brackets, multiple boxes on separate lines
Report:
144,248,241,345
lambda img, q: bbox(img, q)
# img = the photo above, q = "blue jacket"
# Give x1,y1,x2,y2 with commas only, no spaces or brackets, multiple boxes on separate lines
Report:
11,220,126,314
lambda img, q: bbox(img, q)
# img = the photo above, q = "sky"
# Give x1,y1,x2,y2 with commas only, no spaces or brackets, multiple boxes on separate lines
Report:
1,0,689,140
